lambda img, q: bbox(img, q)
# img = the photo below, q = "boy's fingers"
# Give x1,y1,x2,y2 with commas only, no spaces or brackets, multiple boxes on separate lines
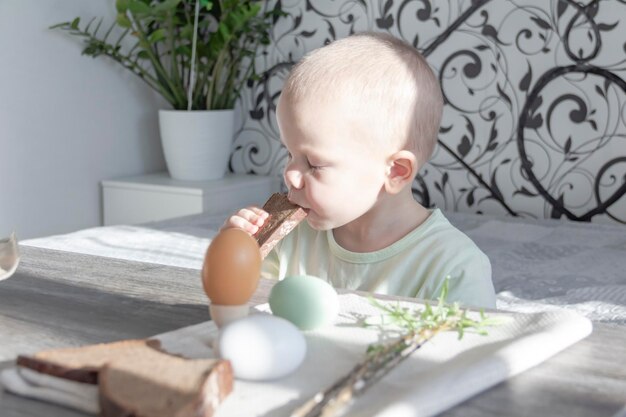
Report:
248,206,269,218
239,208,268,226
224,215,259,235
219,206,268,234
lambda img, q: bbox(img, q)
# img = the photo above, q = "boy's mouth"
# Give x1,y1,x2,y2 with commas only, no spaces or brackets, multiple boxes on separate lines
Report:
290,201,309,213
289,198,310,215
287,193,305,209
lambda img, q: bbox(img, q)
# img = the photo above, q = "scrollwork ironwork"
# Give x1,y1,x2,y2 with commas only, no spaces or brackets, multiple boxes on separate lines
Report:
231,0,626,223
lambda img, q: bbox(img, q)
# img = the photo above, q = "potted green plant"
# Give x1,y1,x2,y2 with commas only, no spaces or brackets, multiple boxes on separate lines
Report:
53,0,279,180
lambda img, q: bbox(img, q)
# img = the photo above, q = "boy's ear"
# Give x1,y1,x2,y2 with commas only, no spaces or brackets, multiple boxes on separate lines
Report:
384,150,418,194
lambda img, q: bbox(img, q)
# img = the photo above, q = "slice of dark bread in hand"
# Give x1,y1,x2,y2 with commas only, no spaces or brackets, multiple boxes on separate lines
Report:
99,348,232,417
254,193,308,258
16,339,163,384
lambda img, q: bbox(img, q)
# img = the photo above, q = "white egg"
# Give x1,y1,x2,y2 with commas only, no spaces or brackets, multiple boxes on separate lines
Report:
216,314,306,381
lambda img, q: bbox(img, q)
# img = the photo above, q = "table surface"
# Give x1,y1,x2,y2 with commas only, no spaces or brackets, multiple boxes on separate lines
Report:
1,246,625,417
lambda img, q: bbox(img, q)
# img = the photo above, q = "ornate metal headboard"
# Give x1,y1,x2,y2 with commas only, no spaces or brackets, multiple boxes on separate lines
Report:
231,0,626,224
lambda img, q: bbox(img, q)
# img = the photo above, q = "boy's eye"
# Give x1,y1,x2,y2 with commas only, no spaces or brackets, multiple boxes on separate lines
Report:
307,161,322,171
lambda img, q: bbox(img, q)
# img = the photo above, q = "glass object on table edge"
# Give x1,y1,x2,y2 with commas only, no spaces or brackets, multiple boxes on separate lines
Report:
0,232,20,281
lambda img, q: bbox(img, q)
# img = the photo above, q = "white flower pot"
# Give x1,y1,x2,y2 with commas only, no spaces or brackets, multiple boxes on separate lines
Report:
158,109,235,181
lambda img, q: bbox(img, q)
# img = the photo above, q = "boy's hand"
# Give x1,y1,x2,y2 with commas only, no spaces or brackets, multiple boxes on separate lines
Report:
221,207,269,235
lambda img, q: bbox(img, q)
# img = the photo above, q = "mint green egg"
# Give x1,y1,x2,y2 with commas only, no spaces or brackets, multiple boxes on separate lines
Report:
269,275,339,331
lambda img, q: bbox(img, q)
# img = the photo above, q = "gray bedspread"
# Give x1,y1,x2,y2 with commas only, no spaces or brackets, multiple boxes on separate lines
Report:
447,212,626,325
23,211,626,325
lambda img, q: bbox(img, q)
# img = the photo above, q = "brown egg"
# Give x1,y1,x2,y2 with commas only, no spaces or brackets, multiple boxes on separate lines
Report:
201,228,262,305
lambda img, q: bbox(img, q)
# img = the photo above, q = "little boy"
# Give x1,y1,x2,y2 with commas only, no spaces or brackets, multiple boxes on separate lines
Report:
224,32,496,308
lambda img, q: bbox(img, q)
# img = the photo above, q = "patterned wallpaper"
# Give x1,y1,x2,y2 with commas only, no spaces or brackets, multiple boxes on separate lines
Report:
230,0,626,224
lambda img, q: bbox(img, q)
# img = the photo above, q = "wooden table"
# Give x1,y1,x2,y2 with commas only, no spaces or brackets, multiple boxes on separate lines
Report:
1,247,625,417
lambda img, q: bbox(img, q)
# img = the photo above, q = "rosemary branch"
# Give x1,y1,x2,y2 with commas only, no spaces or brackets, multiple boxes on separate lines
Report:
291,280,499,417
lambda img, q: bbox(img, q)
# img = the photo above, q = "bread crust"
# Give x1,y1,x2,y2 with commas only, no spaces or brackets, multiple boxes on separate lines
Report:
254,193,307,258
16,355,100,384
16,339,162,385
98,356,233,417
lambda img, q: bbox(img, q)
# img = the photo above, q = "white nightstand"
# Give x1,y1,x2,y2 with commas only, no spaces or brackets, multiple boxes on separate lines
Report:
101,172,281,226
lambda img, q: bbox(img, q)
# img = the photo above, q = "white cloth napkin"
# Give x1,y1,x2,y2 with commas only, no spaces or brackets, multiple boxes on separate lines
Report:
1,294,592,417
0,367,99,414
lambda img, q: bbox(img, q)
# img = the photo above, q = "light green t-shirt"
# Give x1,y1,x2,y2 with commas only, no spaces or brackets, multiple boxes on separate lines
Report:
261,209,496,308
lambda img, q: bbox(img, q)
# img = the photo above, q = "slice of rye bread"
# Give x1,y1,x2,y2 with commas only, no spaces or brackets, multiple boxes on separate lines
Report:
16,339,163,384
99,348,232,417
254,193,308,259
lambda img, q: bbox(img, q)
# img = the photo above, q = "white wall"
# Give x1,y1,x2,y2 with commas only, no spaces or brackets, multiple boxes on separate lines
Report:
0,0,167,239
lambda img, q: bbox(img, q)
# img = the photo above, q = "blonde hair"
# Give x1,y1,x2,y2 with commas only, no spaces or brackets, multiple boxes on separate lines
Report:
282,31,443,166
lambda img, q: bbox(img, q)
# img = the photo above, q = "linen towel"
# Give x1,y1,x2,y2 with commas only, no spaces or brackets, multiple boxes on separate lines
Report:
1,294,593,416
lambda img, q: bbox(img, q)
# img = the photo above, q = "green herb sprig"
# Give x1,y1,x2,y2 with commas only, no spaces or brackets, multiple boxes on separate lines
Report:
291,279,500,417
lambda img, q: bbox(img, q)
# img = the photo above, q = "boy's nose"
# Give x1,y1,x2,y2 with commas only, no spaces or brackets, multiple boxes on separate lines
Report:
284,169,304,190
